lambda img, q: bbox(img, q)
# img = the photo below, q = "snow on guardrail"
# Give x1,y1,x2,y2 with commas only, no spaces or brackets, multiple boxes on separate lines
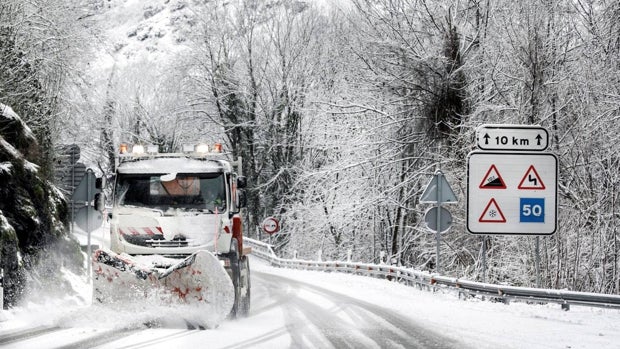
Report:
245,237,620,311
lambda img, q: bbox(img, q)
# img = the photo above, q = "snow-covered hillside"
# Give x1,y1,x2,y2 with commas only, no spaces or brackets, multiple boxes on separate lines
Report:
89,0,194,68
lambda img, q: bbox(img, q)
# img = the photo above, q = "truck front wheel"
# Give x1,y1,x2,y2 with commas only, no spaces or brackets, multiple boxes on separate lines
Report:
239,255,250,316
227,238,241,318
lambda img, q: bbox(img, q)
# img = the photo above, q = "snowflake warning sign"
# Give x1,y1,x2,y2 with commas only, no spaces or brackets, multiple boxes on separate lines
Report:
478,198,506,223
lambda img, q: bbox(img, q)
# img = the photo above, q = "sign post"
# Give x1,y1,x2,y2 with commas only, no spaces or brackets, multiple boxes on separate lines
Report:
467,124,557,287
421,170,457,274
72,169,103,282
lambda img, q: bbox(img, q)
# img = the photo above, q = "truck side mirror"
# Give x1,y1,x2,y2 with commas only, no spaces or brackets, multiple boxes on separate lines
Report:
237,176,247,189
238,190,247,208
94,192,105,212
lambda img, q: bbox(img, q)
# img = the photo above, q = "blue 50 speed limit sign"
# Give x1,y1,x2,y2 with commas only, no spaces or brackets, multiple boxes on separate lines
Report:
520,198,545,223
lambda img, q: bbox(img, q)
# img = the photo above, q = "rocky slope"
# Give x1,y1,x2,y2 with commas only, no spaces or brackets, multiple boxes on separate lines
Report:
0,104,82,307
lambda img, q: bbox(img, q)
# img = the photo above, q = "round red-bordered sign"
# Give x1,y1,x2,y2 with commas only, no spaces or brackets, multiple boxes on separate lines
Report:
262,217,280,235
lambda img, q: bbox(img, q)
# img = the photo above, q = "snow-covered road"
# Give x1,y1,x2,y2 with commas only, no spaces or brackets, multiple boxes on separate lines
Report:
1,255,619,348
247,270,459,348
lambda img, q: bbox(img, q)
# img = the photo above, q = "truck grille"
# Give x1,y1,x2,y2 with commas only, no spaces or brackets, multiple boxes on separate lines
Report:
123,232,196,248
146,239,191,248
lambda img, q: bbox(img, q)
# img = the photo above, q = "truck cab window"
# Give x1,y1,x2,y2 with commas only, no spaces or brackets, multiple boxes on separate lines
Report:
116,173,226,212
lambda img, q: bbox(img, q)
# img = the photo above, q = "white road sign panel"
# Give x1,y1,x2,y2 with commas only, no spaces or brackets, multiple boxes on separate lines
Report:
476,124,549,151
467,151,557,235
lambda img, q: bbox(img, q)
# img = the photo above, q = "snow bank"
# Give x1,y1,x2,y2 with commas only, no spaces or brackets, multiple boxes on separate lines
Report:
0,104,35,142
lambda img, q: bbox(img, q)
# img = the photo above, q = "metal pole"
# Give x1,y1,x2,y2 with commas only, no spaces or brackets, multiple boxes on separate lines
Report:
435,171,442,274
0,268,4,310
86,170,92,283
535,236,541,288
372,150,376,264
482,236,486,283
70,162,75,236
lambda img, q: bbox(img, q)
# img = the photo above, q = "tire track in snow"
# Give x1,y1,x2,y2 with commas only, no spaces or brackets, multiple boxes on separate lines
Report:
254,270,465,348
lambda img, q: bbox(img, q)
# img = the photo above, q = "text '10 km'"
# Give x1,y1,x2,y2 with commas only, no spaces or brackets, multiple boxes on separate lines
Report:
491,135,542,147
476,124,549,151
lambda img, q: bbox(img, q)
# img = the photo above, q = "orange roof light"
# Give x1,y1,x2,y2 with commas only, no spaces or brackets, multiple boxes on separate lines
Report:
213,143,222,153
119,143,129,154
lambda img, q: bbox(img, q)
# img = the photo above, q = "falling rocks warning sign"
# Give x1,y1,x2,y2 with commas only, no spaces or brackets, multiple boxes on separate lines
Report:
479,164,506,189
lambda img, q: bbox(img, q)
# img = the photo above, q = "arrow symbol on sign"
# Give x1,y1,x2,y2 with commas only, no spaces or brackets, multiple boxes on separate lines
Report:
483,133,490,145
536,134,542,146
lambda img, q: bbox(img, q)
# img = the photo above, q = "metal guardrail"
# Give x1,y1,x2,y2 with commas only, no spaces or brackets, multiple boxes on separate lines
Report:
245,237,620,310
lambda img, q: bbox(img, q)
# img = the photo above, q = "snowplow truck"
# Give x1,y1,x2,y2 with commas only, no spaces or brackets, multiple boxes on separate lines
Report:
92,143,250,320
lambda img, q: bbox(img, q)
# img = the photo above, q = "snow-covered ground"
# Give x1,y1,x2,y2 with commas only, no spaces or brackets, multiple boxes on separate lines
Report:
268,264,620,349
1,227,619,349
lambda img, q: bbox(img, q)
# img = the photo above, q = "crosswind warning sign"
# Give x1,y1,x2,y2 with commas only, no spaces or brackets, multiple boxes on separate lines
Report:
518,165,545,190
478,198,506,222
479,164,506,189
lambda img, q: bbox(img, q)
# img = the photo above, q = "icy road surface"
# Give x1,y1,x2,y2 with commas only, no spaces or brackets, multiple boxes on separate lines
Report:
2,256,620,348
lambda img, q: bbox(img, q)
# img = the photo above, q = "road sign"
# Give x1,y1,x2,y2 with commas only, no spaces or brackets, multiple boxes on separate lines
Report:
478,198,506,223
424,206,453,233
479,164,506,189
476,124,549,151
74,206,103,233
72,168,96,202
54,144,83,192
262,217,280,235
518,165,545,189
519,198,545,223
467,151,557,235
72,169,102,233
420,170,458,204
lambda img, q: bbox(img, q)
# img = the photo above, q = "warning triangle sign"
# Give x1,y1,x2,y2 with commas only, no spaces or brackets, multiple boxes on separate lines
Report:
478,198,507,223
518,165,546,190
479,164,506,189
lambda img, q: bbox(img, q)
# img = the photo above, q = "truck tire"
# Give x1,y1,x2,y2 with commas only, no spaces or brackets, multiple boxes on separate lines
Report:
228,238,241,319
239,255,251,316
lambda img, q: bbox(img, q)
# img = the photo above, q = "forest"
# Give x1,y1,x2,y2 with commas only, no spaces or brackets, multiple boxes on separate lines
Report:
0,0,619,298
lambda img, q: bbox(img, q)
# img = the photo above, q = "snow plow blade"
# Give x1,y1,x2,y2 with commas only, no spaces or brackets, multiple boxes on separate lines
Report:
92,249,234,322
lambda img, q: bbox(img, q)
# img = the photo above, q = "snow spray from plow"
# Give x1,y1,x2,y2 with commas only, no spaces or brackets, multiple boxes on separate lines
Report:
93,249,234,323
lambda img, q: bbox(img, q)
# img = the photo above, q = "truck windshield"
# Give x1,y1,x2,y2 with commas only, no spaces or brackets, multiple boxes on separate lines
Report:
115,173,226,212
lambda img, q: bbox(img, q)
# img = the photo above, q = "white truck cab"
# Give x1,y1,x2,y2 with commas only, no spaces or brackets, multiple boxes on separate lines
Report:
98,143,250,317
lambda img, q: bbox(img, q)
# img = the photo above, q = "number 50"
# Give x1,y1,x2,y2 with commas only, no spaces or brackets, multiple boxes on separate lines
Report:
522,204,542,217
